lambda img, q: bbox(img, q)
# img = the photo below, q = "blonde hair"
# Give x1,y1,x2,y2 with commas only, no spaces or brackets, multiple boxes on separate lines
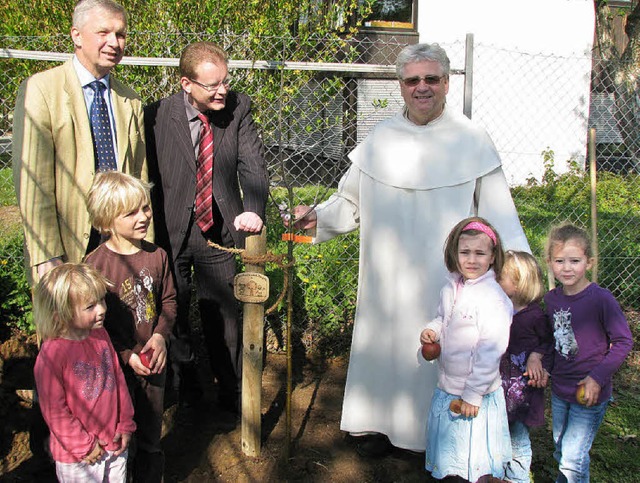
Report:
86,171,152,235
501,251,545,306
546,222,593,260
33,263,110,341
443,216,505,277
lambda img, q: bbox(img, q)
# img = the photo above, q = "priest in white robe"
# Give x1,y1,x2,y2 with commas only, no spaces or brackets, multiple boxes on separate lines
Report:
290,43,530,455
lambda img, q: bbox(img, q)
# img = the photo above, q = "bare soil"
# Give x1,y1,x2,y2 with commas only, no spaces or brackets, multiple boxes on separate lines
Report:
0,331,429,482
0,316,637,482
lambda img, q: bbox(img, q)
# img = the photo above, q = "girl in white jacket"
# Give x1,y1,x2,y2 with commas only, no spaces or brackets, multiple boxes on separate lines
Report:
420,217,513,482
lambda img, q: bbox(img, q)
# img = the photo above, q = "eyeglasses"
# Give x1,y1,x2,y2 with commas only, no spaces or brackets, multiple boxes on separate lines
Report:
189,77,231,92
400,75,446,87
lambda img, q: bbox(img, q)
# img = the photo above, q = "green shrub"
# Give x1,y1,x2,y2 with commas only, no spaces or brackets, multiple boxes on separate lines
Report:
514,161,640,307
0,232,32,338
264,186,359,355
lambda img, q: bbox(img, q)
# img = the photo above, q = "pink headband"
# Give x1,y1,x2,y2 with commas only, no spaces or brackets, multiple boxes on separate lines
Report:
462,221,497,245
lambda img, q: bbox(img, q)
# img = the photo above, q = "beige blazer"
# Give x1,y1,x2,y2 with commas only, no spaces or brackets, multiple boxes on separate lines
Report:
12,60,148,280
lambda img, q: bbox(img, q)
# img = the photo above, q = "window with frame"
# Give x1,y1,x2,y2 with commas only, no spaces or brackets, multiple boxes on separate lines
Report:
362,0,417,30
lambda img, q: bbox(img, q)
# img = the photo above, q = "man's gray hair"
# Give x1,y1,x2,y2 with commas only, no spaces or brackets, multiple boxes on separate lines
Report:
73,0,127,29
396,43,450,78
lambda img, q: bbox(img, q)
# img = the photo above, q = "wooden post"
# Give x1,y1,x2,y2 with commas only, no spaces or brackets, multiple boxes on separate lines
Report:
588,128,598,282
241,228,267,457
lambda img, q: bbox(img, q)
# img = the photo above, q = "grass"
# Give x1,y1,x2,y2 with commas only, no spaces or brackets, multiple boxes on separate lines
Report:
0,165,17,206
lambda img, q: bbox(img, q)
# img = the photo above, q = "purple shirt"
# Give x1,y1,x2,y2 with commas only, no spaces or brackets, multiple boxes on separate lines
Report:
544,283,633,404
500,302,552,426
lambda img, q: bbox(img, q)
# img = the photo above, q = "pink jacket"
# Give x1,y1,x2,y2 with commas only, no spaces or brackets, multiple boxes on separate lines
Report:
426,269,512,406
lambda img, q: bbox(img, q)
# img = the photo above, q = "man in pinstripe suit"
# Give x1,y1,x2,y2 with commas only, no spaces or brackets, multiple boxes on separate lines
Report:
145,42,269,412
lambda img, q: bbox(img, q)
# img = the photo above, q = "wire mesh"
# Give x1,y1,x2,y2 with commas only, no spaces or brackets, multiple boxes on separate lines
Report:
1,32,638,352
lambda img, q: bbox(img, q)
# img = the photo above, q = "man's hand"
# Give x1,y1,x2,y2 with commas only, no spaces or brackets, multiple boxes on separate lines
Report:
233,211,263,233
285,205,317,230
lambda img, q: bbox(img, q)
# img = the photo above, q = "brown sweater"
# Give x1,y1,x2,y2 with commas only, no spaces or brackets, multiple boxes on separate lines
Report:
85,240,177,365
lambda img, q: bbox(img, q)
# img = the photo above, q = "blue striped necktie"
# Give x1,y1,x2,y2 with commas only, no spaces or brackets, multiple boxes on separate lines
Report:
88,80,117,171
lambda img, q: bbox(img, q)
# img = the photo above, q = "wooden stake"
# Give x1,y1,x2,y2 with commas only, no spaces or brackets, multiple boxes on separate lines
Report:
588,128,598,283
241,228,267,457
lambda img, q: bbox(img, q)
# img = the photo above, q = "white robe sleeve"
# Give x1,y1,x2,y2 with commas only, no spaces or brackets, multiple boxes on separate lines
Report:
313,165,361,244
475,167,531,253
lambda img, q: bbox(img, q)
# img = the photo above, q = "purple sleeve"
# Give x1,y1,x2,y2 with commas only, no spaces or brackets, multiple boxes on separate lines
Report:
531,308,554,370
589,292,633,387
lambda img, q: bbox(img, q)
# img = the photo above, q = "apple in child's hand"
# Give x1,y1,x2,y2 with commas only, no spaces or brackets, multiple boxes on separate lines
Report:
139,349,154,369
449,399,463,414
576,384,587,405
421,342,441,361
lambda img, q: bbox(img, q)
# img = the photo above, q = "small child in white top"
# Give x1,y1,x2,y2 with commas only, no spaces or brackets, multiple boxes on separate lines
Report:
420,216,513,482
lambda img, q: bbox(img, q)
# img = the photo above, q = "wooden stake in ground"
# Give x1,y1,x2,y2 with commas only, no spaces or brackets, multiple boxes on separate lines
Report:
237,228,268,457
589,127,599,283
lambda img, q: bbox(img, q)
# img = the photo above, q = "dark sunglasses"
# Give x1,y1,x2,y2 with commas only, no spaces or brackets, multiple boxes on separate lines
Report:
400,75,446,87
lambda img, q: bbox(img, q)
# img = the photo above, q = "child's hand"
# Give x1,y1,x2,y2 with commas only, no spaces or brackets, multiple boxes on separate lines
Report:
577,376,601,407
112,432,132,457
143,333,167,374
83,439,106,465
527,369,549,388
420,328,437,345
460,400,479,418
128,353,151,376
524,352,548,387
524,352,543,380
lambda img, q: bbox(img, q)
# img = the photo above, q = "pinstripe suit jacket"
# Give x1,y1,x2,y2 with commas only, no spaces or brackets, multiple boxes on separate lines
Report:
144,90,268,261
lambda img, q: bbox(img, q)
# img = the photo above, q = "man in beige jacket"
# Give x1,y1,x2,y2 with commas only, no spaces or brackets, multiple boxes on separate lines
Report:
13,0,147,282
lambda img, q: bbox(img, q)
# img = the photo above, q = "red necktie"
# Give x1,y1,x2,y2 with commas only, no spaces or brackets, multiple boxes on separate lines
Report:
195,113,214,232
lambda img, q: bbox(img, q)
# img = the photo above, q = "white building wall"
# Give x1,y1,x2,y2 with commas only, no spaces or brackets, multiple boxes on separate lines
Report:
418,0,596,184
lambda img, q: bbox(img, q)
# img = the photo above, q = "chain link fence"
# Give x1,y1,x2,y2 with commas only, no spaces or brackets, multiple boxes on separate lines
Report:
1,32,638,351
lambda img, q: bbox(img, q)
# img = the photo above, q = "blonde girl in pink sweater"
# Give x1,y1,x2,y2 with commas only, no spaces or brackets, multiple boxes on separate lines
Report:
33,263,135,482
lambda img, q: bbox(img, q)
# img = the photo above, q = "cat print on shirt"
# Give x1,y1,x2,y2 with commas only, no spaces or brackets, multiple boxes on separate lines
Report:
552,308,578,359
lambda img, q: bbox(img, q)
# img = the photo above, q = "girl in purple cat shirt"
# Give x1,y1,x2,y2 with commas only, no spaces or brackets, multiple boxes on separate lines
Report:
545,223,632,483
